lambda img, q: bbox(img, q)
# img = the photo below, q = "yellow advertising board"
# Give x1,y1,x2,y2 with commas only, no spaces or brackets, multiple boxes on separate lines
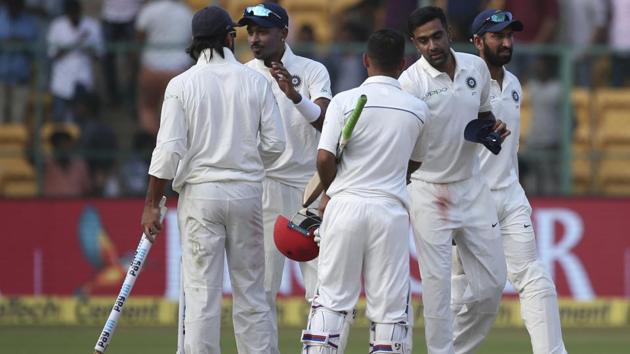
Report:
1,297,628,328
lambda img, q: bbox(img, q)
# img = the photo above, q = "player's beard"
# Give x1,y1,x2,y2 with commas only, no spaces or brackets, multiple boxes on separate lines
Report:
483,41,512,67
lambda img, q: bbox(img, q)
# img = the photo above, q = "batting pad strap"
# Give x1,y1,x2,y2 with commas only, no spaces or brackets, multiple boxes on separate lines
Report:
294,96,321,123
301,329,339,348
369,341,405,354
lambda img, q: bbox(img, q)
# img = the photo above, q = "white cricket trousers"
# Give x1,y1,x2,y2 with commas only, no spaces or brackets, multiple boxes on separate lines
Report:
263,177,319,354
409,176,507,354
178,182,272,354
452,181,567,354
314,196,411,328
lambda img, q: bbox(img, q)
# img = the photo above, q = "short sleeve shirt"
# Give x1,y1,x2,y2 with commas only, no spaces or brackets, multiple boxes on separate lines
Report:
478,69,522,189
399,50,492,183
246,45,332,188
319,76,428,209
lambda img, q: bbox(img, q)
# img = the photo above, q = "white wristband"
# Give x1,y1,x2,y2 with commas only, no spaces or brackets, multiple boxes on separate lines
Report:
294,96,321,123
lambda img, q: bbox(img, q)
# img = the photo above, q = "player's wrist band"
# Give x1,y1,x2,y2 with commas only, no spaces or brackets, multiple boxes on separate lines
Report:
294,96,321,123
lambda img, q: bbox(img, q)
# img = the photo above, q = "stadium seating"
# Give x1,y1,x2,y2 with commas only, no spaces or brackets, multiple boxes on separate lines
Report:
594,88,630,147
597,147,630,195
571,88,592,146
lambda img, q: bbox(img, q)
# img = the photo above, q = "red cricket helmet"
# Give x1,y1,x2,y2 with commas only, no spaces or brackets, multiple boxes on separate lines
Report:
274,209,321,262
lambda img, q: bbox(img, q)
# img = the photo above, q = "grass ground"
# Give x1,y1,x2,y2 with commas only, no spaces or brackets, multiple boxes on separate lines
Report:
0,326,628,354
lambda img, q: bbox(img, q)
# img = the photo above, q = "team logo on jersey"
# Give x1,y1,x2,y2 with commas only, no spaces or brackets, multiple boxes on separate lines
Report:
466,77,477,89
291,75,302,88
512,90,520,102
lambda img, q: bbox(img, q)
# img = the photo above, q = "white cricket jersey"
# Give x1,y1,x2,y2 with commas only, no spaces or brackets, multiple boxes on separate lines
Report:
479,68,522,189
318,76,429,210
148,48,286,192
246,45,332,189
399,50,492,183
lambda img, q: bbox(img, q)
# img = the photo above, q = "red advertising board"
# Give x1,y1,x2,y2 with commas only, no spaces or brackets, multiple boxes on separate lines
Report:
0,198,629,299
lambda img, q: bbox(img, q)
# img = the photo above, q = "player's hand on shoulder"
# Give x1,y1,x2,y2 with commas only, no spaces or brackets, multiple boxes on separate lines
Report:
493,119,511,142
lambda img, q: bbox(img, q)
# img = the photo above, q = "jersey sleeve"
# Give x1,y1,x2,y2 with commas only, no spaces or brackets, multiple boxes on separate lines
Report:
307,62,333,101
148,79,188,180
478,62,493,113
258,80,286,166
318,97,344,155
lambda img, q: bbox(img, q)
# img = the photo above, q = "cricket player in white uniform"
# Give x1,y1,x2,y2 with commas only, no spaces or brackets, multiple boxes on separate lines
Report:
450,10,568,354
301,29,429,354
237,3,332,353
141,6,285,354
399,7,510,354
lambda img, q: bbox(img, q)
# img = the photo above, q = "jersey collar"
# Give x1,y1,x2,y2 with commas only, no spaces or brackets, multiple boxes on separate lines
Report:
361,75,402,90
196,48,238,65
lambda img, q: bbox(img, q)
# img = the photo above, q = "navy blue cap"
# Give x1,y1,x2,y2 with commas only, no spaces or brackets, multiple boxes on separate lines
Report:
464,119,502,155
192,6,236,38
237,3,289,29
470,9,523,37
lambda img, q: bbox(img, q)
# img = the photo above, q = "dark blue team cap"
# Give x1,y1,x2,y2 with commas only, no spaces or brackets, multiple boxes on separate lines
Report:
237,3,289,29
192,6,236,38
470,9,524,37
464,119,502,155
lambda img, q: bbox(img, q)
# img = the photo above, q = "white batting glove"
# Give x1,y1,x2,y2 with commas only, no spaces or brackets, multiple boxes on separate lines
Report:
313,228,321,246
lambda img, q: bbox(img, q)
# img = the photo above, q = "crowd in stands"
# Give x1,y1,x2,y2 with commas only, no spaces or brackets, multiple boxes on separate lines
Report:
0,0,629,197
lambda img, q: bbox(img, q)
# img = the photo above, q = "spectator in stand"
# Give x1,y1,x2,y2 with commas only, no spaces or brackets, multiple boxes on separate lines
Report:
324,21,368,94
100,0,142,106
609,0,630,87
75,88,120,197
384,0,419,34
293,23,318,60
43,127,91,197
135,0,193,136
0,0,39,124
120,131,155,196
559,0,608,87
25,0,64,22
47,0,103,123
503,0,559,80
437,0,489,42
525,55,563,195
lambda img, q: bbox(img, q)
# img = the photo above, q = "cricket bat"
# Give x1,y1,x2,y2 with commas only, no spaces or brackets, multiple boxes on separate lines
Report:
302,94,367,207
93,196,167,354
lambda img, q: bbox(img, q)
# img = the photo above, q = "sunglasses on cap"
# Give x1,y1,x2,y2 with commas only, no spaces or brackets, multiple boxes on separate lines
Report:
484,11,513,25
244,5,282,20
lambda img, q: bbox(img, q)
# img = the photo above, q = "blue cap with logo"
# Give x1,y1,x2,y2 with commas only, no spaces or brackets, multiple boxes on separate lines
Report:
464,119,502,155
237,3,289,29
470,9,524,37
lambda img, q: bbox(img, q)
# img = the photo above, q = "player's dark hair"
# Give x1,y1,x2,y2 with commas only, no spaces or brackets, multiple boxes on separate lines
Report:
407,6,448,36
366,29,405,72
186,35,227,61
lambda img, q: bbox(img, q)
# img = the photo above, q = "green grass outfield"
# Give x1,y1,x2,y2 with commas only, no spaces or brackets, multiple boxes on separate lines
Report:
0,326,628,353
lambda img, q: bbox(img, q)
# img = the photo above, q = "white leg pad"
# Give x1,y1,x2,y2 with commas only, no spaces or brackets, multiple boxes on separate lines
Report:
370,322,409,354
338,308,356,352
301,306,351,354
